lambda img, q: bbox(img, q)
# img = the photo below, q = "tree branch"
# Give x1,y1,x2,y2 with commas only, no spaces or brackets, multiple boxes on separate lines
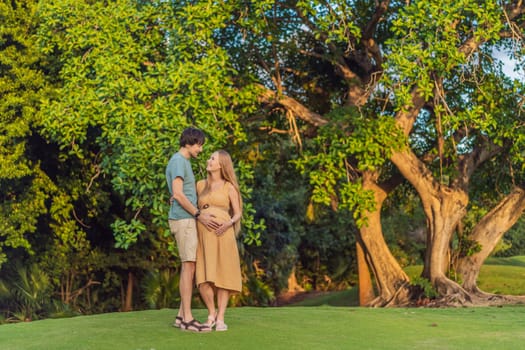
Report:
363,0,390,39
390,146,441,198
257,85,328,127
293,1,386,105
361,0,389,69
471,186,525,245
454,135,503,189
394,87,427,135
458,186,525,287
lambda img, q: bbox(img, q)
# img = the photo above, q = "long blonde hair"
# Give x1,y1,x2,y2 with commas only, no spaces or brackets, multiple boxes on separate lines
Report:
201,150,242,235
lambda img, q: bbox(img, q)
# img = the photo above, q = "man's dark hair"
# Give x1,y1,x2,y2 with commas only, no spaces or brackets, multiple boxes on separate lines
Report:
179,127,205,147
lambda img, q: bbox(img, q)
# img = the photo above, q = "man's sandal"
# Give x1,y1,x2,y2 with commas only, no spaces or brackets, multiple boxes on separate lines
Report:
180,319,212,333
206,315,216,329
173,316,183,328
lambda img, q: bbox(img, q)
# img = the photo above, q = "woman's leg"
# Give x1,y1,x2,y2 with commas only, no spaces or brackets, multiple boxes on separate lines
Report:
199,282,217,326
216,288,230,331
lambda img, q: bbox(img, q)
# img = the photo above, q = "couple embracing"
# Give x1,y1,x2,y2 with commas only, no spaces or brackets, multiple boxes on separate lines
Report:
166,127,242,332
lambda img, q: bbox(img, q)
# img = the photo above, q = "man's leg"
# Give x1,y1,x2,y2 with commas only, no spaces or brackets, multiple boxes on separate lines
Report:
179,261,211,332
171,219,210,331
180,261,196,323
170,219,186,327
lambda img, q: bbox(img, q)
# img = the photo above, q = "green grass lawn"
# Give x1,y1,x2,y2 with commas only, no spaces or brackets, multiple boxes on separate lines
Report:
1,306,525,350
2,256,525,350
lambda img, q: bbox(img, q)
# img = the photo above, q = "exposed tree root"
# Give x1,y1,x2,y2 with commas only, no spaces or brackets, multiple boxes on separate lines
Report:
428,292,525,307
368,282,412,307
426,283,525,308
368,280,525,308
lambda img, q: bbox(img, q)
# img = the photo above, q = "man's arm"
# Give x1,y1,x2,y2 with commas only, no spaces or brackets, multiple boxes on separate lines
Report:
171,177,220,229
171,177,199,217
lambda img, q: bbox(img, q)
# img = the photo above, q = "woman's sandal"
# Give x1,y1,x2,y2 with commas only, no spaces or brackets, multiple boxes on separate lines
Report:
173,316,183,328
215,320,228,332
180,319,212,333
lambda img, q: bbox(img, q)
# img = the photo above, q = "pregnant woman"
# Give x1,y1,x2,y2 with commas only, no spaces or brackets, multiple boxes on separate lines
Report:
195,150,243,332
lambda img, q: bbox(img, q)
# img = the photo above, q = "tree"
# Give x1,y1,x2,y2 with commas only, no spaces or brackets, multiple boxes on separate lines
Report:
385,0,525,304
0,0,53,267
36,0,263,248
0,0,129,315
244,136,357,297
215,0,525,305
213,0,411,305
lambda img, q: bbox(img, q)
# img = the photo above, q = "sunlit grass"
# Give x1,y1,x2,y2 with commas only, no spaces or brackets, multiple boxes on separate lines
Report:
404,256,525,295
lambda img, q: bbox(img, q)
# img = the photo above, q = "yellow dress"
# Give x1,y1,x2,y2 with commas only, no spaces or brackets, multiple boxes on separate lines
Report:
195,180,242,293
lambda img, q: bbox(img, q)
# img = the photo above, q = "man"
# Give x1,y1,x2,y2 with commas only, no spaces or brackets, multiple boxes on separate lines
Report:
166,127,217,332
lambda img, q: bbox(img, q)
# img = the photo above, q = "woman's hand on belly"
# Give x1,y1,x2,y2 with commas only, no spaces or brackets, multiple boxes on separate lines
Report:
198,212,220,231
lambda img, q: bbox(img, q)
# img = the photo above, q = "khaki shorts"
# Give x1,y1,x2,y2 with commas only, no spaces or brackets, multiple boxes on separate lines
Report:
168,218,198,262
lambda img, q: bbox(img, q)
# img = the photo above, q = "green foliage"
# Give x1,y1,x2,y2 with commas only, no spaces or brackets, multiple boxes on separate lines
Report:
382,189,427,266
409,276,438,299
46,300,81,319
2,0,524,316
226,0,525,302
36,0,260,247
454,236,482,259
141,269,179,309
295,0,361,46
112,219,147,250
385,0,504,109
0,169,52,265
493,217,525,257
235,159,266,247
294,107,406,227
0,0,45,179
243,137,357,294
0,263,52,322
384,0,525,177
243,139,305,295
296,208,357,291
236,271,275,307
2,0,266,319
0,0,53,267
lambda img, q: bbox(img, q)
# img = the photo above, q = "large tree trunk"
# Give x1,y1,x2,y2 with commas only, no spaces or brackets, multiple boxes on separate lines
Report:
391,150,470,300
360,172,411,306
422,188,470,297
391,147,525,305
287,266,304,292
356,240,375,305
122,271,134,312
457,187,525,292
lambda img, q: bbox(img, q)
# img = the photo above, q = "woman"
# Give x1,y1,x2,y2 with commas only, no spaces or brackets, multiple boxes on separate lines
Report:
195,150,242,332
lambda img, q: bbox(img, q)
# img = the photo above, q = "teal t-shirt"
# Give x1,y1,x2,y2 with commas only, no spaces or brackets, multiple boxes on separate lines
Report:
165,152,196,220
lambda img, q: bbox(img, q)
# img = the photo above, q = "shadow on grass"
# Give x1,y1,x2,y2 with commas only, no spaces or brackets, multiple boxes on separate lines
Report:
287,288,359,307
